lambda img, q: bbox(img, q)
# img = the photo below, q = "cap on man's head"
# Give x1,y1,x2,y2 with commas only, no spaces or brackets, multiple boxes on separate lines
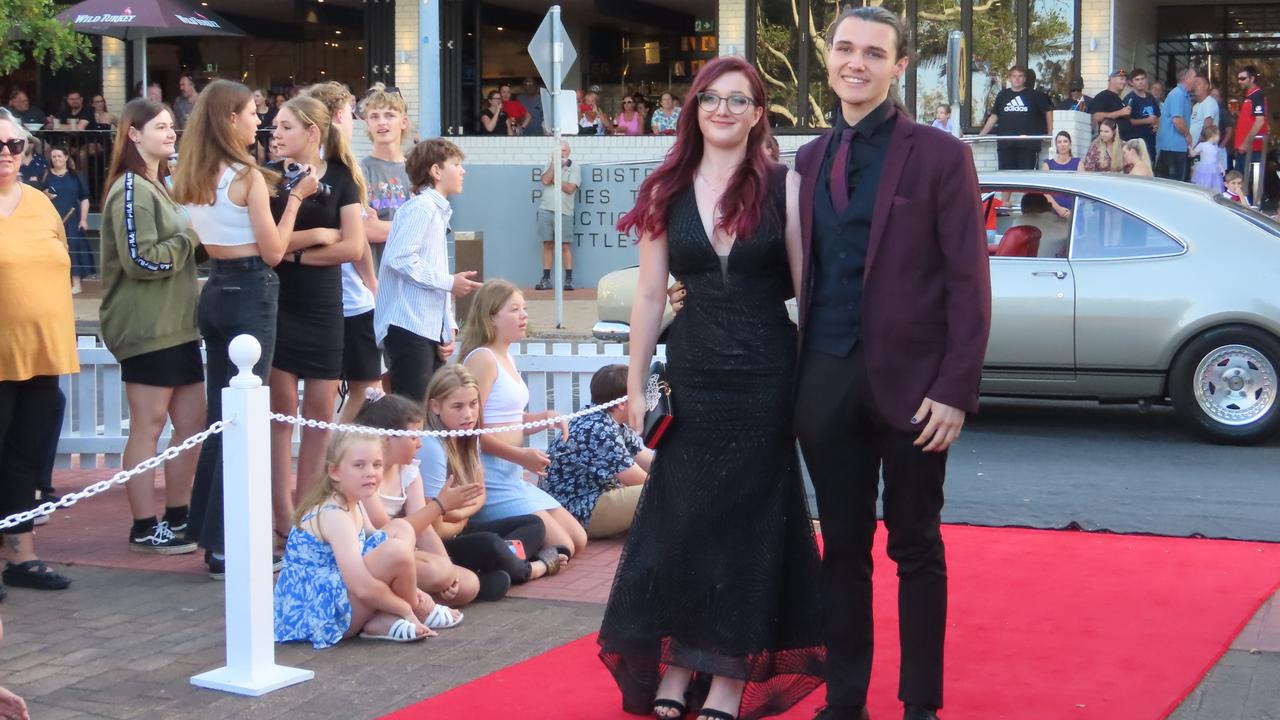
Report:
1109,69,1128,79
1070,77,1084,91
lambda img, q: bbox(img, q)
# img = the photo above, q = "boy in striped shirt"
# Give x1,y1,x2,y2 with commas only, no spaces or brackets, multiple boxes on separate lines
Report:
374,140,483,402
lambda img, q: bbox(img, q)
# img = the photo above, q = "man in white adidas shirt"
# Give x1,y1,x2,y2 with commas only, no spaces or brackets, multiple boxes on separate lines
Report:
978,64,1053,170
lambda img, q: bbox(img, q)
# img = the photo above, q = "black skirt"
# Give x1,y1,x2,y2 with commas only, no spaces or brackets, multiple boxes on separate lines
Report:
120,341,204,387
273,261,344,379
341,309,383,382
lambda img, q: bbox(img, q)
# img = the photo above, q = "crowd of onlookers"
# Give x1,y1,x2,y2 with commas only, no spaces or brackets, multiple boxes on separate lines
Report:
974,63,1268,204
476,77,684,137
0,80,652,657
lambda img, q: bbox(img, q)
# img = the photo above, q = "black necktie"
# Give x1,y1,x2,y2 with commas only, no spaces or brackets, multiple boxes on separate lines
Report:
829,129,853,215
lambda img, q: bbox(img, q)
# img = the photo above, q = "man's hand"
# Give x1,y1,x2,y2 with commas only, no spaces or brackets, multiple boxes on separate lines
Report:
911,398,966,453
437,338,455,362
451,270,482,298
666,281,686,313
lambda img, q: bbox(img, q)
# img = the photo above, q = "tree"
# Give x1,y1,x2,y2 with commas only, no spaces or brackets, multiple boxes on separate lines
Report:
0,0,94,77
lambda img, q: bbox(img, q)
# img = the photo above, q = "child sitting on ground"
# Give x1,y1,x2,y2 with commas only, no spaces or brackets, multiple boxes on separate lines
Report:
417,365,567,586
274,430,481,648
540,364,653,539
356,391,506,603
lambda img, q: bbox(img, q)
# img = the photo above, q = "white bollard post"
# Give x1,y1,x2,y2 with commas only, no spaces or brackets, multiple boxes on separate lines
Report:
191,335,313,696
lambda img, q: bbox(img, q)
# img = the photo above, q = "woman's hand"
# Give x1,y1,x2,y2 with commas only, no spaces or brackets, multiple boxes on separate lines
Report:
1054,206,1070,219
292,164,321,200
628,389,646,433
436,476,484,513
517,446,551,476
543,411,569,440
78,217,88,231
440,575,460,602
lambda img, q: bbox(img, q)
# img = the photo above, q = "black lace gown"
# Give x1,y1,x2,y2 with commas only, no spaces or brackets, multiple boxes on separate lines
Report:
598,166,826,718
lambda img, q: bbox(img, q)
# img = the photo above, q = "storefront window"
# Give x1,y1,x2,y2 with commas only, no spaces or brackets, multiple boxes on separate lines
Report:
1028,0,1076,107
756,0,803,128
970,0,1018,127
915,0,963,124
751,0,1081,133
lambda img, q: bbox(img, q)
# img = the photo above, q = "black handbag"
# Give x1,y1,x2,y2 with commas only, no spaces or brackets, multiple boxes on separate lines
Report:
642,360,673,449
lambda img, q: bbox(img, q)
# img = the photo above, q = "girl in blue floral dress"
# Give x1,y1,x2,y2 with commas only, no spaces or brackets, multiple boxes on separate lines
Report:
273,429,482,648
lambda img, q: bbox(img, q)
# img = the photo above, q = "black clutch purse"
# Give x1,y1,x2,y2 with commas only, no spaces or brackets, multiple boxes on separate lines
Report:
642,360,673,449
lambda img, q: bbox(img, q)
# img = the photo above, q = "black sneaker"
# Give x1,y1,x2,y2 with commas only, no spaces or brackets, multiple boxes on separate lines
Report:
128,520,198,555
207,552,285,580
535,278,552,291
563,279,575,291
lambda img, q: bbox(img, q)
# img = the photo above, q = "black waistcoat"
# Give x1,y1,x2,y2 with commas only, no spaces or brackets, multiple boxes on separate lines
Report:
804,140,887,358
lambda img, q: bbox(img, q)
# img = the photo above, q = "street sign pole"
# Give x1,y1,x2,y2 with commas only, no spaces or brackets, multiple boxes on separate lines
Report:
551,5,564,328
529,5,575,329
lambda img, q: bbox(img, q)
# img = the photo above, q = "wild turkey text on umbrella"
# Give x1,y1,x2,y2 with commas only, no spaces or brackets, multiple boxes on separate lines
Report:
57,0,246,89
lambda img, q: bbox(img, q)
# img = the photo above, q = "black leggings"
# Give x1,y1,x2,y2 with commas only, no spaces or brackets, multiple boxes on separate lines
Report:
0,376,64,535
446,514,546,584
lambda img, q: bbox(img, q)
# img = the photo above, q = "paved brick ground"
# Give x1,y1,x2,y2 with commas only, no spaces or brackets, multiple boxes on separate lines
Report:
3,464,1278,719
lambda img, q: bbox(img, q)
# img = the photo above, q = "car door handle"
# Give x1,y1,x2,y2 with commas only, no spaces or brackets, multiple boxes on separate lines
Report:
1032,271,1068,279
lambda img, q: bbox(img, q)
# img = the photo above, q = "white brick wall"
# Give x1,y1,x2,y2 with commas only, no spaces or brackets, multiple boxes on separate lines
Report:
719,0,747,57
396,0,420,130
1080,0,1111,97
101,38,127,115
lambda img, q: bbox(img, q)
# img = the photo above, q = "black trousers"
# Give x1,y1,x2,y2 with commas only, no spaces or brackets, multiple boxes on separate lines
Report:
794,345,948,713
189,258,279,553
446,514,546,584
0,376,65,535
383,324,444,404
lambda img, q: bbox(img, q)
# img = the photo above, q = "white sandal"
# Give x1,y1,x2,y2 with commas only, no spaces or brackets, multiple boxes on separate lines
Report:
425,603,464,629
359,618,427,643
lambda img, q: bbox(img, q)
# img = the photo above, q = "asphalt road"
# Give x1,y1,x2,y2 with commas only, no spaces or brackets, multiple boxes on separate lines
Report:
939,398,1280,541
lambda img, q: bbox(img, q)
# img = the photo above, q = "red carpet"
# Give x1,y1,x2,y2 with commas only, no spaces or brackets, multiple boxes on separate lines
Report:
384,525,1280,720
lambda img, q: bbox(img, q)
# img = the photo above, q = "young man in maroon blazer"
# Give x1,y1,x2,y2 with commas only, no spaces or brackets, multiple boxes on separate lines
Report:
790,7,991,720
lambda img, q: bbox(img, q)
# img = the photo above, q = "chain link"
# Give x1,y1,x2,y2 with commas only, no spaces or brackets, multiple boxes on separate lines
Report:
270,395,627,437
0,420,232,531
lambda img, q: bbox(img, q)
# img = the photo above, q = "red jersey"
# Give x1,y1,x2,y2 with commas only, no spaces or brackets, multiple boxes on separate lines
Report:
1235,86,1268,152
503,99,528,122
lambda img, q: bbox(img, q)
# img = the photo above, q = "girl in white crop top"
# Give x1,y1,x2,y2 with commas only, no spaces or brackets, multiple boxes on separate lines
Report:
355,393,480,610
459,280,589,560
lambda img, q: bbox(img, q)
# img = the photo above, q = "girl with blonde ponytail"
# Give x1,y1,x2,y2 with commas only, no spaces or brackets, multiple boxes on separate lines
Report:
302,82,383,423
265,93,367,534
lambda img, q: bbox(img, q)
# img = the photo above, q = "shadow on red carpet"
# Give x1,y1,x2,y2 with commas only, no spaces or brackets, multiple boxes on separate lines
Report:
382,524,1280,720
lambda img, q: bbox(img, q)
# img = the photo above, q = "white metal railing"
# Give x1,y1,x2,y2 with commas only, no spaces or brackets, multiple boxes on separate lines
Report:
56,337,659,465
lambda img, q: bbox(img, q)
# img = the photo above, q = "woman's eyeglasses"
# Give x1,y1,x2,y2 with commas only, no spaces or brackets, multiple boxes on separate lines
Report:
0,139,27,155
696,92,755,115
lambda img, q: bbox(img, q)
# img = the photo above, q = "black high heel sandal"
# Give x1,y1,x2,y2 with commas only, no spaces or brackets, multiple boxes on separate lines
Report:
653,671,709,719
696,710,737,720
653,697,688,719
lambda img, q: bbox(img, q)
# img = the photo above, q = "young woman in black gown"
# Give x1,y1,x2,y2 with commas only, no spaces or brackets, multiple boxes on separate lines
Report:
598,56,825,720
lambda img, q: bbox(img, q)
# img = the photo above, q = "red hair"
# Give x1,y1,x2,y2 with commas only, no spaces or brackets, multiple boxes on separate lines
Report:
617,56,775,241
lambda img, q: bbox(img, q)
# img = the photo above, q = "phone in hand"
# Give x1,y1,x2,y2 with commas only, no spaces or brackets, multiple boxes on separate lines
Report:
505,540,526,560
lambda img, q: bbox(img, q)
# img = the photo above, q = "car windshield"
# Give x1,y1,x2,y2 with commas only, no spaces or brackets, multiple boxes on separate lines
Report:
1214,196,1280,239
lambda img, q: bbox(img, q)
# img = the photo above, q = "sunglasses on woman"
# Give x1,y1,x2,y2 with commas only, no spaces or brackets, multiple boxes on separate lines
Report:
0,139,27,155
696,92,755,115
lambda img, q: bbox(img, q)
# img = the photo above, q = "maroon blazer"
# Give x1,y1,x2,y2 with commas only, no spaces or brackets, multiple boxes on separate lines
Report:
795,107,992,430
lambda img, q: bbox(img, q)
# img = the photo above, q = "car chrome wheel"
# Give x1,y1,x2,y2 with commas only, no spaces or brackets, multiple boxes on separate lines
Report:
1192,344,1276,426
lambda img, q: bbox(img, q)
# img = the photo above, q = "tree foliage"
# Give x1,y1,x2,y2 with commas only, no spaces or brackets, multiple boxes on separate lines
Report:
0,0,94,76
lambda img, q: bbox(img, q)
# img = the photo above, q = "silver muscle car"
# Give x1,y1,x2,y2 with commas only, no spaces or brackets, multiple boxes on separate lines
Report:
593,172,1280,444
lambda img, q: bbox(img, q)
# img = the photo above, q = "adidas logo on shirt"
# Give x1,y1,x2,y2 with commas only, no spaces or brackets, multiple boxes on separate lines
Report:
1003,96,1030,113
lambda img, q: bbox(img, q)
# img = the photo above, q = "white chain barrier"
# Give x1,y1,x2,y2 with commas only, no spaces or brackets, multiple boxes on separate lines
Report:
268,395,627,437
0,419,232,531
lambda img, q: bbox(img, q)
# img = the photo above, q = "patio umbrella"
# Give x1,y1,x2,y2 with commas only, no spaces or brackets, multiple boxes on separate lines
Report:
57,0,246,89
